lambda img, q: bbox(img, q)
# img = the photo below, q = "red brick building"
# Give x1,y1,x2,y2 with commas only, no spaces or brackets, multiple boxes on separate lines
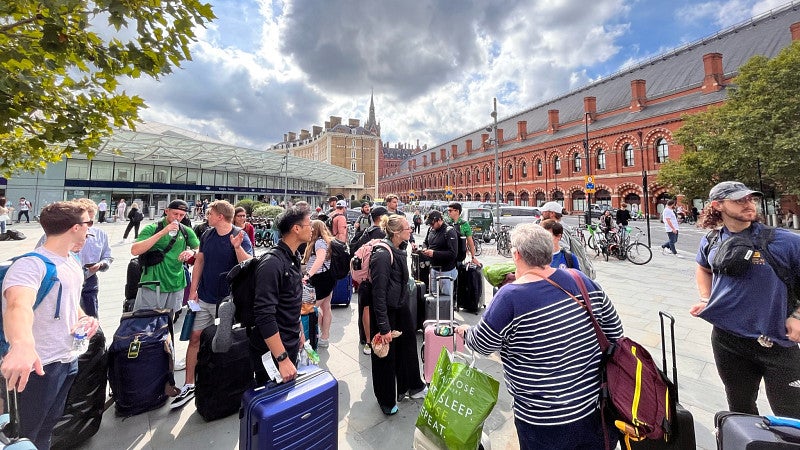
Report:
379,5,800,216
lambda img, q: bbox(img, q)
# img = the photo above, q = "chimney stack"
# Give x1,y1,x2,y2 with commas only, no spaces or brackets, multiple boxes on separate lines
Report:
630,79,647,111
497,128,504,143
547,110,560,134
466,139,473,154
701,53,724,93
451,144,458,159
584,97,597,123
791,22,800,41
517,121,527,140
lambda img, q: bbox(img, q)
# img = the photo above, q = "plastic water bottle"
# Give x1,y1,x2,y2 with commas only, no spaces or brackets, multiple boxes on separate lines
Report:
72,326,89,357
169,220,179,237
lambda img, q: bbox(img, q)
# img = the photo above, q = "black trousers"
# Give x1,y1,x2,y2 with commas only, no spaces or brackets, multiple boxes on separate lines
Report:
369,303,425,409
98,211,106,223
357,282,373,345
123,220,140,239
712,326,800,418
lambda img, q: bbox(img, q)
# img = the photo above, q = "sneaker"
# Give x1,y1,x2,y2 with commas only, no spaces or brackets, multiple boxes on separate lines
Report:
318,338,329,348
675,254,685,259
410,386,429,399
362,343,372,355
381,404,399,416
174,358,186,371
661,247,668,255
397,391,407,403
170,384,195,409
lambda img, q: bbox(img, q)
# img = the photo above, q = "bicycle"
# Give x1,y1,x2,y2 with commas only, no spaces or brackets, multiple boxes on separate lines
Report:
496,225,512,258
472,235,483,256
597,226,652,265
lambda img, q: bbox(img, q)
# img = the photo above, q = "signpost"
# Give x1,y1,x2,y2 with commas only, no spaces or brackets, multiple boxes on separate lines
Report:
584,175,596,194
445,186,453,200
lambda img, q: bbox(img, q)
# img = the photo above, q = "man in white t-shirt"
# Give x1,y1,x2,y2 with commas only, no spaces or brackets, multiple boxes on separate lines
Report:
97,199,108,223
660,199,680,256
1,201,99,449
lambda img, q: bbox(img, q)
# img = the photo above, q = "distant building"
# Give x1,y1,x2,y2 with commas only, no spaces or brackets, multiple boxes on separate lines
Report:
379,4,800,216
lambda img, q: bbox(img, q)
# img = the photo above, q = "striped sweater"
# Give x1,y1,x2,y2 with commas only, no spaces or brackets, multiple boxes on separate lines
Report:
465,269,623,426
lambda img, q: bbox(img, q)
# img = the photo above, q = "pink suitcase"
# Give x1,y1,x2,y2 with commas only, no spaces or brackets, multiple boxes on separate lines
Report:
422,275,464,384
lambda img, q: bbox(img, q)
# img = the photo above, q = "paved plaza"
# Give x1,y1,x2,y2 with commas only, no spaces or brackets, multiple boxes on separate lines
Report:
0,217,785,450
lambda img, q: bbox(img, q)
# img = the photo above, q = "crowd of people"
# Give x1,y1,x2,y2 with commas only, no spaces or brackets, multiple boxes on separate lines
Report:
2,180,799,449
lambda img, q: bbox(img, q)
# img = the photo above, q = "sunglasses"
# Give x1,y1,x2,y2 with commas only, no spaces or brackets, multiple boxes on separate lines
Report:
79,220,94,227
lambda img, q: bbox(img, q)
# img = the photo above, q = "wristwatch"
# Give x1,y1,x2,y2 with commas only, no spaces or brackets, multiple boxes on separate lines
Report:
275,351,289,362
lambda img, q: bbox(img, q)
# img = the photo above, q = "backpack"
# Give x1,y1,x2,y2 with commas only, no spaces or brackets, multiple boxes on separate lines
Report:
565,270,671,446
565,233,596,279
134,210,144,222
325,213,343,234
452,220,468,262
350,239,393,283
413,214,422,225
326,238,351,280
227,249,276,327
559,249,575,269
703,226,799,315
0,253,62,355
349,225,375,254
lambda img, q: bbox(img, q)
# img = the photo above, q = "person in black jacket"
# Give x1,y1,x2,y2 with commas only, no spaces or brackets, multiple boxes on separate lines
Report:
420,210,458,295
250,206,312,384
123,202,144,241
352,206,389,356
369,214,427,415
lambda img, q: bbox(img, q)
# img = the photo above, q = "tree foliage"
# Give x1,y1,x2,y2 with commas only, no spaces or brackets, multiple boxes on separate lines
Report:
0,0,215,175
660,41,800,198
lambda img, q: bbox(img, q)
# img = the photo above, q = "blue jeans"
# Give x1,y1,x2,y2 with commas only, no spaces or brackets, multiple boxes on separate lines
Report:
515,410,619,450
662,231,678,254
430,267,458,296
17,359,78,450
80,274,99,318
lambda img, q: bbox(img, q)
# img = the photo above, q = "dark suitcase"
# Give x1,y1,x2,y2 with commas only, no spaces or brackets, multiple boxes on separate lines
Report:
716,413,800,449
331,273,352,306
239,366,338,450
124,257,141,304
195,325,255,421
412,252,431,294
629,311,696,449
51,328,108,450
424,293,453,323
410,280,426,331
456,263,485,313
5,229,25,240
107,308,176,417
0,390,36,449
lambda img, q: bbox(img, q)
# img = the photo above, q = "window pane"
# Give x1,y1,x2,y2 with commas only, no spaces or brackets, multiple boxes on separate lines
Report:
574,153,582,172
186,169,199,185
91,160,113,181
154,166,170,183
172,167,188,184
66,159,90,179
115,163,134,182
216,171,227,186
202,170,215,185
134,164,154,182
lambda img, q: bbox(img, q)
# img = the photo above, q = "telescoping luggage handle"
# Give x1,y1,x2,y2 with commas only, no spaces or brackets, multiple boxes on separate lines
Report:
658,311,680,403
432,275,459,349
2,388,22,440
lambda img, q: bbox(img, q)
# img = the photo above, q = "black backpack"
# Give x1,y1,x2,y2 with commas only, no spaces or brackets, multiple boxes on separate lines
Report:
325,213,343,234
327,239,351,280
227,249,273,327
559,249,575,268
452,222,468,262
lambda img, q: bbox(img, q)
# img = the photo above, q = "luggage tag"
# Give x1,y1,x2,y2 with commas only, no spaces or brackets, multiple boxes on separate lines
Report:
261,352,283,384
128,337,141,359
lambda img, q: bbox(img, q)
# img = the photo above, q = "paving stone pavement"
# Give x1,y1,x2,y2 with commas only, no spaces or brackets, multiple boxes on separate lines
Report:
0,219,784,450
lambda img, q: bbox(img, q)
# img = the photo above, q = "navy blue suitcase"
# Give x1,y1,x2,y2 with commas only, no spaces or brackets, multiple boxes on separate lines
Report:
239,366,338,450
331,273,352,306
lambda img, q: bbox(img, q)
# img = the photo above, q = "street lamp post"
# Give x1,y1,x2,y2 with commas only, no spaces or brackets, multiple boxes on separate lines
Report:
492,98,500,229
637,131,652,247
583,113,592,225
283,148,289,206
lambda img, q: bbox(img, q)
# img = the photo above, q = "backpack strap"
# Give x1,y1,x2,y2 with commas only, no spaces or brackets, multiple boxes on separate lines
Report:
544,269,611,351
753,226,799,314
560,249,574,269
13,252,62,318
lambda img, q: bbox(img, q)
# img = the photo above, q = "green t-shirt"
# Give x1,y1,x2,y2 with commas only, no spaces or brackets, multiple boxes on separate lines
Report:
453,217,472,238
137,220,200,293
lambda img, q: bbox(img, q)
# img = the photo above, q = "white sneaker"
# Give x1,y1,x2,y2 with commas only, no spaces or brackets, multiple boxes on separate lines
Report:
317,338,329,348
362,344,372,355
410,386,429,399
174,358,186,371
170,384,195,409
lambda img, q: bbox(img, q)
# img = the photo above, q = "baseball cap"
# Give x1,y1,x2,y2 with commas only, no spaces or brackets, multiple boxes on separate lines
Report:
336,200,347,208
425,210,443,225
540,201,564,214
370,206,388,220
167,199,189,211
709,181,762,201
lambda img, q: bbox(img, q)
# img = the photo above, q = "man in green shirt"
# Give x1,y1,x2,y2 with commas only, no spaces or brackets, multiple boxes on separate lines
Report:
446,202,480,266
131,199,200,311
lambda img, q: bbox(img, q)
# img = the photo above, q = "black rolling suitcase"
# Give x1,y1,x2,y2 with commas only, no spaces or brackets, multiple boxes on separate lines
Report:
629,311,696,449
455,262,485,313
123,257,141,312
51,328,109,449
715,412,800,449
194,324,255,421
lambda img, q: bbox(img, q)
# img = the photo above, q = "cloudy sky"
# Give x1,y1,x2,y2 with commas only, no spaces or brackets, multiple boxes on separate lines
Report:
123,0,789,151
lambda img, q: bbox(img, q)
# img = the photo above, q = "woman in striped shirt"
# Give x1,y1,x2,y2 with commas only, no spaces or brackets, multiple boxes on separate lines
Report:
457,223,623,450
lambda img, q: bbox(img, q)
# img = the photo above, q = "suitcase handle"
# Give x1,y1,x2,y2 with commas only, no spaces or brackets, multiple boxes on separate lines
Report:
2,388,22,439
658,311,679,402
433,275,455,324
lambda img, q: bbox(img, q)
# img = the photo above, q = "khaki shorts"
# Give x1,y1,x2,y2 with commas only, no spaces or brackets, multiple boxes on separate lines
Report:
192,299,218,331
134,288,184,312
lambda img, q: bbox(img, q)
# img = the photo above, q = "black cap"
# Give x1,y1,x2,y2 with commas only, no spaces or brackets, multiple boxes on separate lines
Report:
425,210,443,225
167,199,189,211
370,206,388,220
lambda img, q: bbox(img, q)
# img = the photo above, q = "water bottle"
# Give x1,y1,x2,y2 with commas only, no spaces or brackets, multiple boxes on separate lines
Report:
72,325,89,357
169,220,179,237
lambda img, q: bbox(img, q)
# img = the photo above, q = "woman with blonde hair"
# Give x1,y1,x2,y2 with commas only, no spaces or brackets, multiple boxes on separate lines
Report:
302,220,334,347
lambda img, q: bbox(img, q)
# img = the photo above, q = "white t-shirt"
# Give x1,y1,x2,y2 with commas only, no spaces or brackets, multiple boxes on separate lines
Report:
662,207,678,233
98,201,108,212
1,248,84,365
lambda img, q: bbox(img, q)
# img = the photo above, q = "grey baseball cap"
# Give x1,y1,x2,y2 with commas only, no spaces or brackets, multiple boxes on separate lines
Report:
709,181,762,201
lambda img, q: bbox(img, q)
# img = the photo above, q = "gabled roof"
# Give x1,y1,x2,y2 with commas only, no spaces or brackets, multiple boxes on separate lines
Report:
96,122,359,186
399,3,800,173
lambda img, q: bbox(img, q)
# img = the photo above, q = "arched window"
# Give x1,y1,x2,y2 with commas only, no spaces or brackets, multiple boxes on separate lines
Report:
656,138,669,163
484,167,490,181
554,156,561,175
536,159,543,176
521,161,528,177
507,163,513,179
623,144,634,167
597,149,606,170
350,161,357,171
573,152,582,172
466,171,471,183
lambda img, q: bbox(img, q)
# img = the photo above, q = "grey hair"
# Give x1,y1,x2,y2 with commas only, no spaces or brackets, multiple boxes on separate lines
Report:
510,223,553,268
